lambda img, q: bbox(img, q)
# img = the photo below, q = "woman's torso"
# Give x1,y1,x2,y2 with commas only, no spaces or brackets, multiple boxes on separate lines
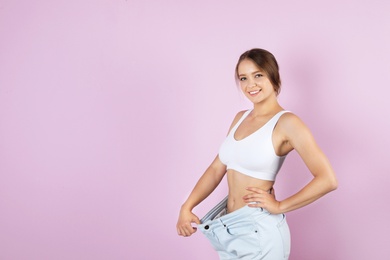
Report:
227,170,274,212
220,109,292,213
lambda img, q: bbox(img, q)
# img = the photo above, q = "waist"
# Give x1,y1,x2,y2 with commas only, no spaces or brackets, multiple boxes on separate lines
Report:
198,204,269,229
227,170,273,212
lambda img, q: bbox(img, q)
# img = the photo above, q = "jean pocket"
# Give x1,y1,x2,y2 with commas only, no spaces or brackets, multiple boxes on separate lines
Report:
277,214,291,259
225,221,262,257
226,221,258,236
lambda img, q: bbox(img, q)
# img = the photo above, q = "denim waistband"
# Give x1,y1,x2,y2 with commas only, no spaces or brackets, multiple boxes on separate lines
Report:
198,205,268,230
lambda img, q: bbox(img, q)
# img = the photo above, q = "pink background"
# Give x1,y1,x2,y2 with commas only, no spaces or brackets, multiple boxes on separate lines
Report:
1,1,389,259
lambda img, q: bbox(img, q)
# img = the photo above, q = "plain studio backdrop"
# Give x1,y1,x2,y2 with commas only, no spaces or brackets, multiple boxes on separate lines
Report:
1,0,389,259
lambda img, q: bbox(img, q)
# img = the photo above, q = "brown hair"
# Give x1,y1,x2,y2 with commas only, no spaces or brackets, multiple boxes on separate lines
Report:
235,48,281,95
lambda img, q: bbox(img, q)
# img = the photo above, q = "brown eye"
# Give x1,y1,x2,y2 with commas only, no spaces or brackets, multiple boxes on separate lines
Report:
240,77,247,81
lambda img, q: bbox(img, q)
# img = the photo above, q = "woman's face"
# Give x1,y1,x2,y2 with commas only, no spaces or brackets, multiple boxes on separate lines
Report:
237,59,276,104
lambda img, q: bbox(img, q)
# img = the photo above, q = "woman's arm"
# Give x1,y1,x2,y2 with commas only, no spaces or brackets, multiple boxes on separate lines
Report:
244,113,338,214
180,156,227,211
177,156,226,236
177,111,245,237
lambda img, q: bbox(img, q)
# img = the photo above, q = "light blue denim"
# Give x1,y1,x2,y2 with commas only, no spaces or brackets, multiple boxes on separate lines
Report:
198,205,290,259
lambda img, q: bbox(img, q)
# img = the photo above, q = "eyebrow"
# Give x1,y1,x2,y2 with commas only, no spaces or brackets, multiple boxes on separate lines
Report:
238,70,263,77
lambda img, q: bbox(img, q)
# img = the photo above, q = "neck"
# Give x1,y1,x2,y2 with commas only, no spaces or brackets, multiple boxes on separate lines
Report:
251,98,282,117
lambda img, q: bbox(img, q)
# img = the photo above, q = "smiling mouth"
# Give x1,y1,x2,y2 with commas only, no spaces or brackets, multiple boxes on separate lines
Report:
249,89,262,95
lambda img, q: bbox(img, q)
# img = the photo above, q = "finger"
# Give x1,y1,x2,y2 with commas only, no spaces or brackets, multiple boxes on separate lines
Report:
181,227,191,237
178,223,192,237
243,192,262,200
192,215,201,225
177,226,184,236
247,200,263,207
247,203,261,208
246,187,263,193
178,228,186,237
185,225,194,237
186,224,198,236
243,198,262,207
177,224,185,236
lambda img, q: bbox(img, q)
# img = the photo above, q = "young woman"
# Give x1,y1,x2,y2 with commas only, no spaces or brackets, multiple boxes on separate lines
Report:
176,48,337,259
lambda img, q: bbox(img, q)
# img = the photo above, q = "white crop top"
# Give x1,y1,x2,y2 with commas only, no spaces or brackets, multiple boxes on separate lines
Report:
218,110,289,181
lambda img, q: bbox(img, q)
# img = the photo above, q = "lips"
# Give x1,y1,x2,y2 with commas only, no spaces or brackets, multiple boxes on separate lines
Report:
249,89,261,95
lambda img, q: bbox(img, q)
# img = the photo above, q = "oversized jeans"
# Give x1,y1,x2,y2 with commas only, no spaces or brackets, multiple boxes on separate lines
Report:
198,201,290,260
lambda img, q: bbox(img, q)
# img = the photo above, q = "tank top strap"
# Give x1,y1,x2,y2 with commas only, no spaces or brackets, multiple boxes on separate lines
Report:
237,109,252,125
229,109,252,134
267,110,290,130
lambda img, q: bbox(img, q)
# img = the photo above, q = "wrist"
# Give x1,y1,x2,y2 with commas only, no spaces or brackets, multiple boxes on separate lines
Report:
277,201,287,214
180,203,194,212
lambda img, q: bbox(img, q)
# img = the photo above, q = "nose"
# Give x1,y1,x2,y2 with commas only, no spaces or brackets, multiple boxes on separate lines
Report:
248,78,257,88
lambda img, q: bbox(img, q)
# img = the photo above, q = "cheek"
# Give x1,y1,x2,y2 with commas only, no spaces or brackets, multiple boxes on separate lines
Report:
262,80,274,90
256,77,267,84
240,84,248,94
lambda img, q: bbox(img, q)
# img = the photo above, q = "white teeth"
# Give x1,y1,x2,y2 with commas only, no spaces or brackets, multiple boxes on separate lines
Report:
249,89,261,94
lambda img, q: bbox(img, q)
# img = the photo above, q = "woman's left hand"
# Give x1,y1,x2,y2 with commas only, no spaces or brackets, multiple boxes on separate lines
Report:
243,187,282,214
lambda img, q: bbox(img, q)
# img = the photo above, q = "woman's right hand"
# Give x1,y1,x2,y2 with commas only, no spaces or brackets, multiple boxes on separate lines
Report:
176,208,201,237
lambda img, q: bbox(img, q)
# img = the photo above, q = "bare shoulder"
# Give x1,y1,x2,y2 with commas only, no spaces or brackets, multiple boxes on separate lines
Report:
277,112,317,149
233,110,247,122
278,112,309,132
226,110,247,133
231,110,247,125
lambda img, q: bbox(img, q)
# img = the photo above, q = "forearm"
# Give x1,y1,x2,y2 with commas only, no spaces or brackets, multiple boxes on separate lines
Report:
279,175,337,213
181,167,225,211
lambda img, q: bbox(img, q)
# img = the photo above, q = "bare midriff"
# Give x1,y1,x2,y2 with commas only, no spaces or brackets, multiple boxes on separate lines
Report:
227,169,274,213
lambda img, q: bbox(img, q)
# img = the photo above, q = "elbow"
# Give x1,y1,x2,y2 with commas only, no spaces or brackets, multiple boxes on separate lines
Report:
316,173,338,193
329,180,338,192
327,176,338,192
318,168,338,192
